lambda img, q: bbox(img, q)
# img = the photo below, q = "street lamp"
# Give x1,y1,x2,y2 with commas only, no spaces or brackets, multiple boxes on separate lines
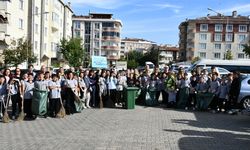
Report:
207,8,229,59
30,11,49,67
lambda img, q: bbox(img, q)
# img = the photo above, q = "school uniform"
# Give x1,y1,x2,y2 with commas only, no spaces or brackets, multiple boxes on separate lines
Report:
209,79,220,110
106,76,117,107
0,83,7,116
116,76,127,104
48,80,61,117
9,80,21,118
218,82,229,111
64,79,78,114
84,76,91,108
177,78,190,109
23,81,34,117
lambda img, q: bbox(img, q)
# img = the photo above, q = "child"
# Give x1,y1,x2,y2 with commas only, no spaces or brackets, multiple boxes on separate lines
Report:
22,73,34,119
218,77,229,112
48,74,61,117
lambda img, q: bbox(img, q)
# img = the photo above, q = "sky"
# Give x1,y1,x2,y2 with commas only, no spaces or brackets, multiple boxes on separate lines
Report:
64,0,250,45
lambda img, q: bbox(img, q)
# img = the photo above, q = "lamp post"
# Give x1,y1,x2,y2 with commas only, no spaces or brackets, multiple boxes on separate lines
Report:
31,11,49,67
207,8,229,59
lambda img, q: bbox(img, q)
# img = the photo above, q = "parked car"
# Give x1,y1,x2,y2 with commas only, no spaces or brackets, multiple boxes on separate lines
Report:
238,74,250,110
187,66,230,79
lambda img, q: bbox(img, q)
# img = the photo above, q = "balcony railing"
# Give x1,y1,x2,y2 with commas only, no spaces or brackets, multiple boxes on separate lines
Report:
101,45,120,51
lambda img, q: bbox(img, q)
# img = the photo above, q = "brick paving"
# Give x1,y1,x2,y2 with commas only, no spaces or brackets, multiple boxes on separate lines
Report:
0,106,250,150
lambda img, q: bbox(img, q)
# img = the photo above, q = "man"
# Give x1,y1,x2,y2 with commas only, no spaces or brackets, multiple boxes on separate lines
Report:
27,65,36,78
228,71,241,114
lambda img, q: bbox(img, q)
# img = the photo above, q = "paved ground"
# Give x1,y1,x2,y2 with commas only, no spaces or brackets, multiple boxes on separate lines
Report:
0,106,250,150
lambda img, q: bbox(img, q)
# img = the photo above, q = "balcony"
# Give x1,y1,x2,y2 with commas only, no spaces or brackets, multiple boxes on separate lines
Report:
107,55,119,60
102,36,120,41
101,45,120,51
0,10,9,24
51,21,59,32
102,27,120,32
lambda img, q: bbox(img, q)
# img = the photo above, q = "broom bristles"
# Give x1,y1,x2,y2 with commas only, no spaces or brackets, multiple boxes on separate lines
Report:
57,106,66,118
3,111,10,123
17,110,25,121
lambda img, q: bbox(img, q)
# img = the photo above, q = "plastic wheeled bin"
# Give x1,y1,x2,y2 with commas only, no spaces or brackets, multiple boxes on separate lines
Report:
124,87,139,109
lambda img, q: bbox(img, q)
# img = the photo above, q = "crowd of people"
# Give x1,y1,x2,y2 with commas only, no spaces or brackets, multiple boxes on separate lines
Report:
0,64,242,122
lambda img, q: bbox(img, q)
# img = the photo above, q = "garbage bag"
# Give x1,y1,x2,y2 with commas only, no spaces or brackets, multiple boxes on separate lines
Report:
196,92,214,110
177,87,189,109
32,88,48,116
145,87,158,106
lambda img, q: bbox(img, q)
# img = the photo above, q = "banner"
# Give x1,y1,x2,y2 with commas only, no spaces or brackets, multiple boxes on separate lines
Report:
116,61,127,71
91,56,108,69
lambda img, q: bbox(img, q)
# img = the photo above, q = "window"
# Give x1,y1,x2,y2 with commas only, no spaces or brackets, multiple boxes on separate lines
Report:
94,41,100,48
95,23,100,29
199,52,206,58
214,53,221,59
35,7,39,15
215,24,223,32
200,24,208,31
35,24,38,33
199,43,206,49
18,18,23,29
238,44,244,51
226,24,233,32
19,0,24,10
44,27,47,36
94,32,99,38
75,30,80,38
239,25,247,32
199,33,207,41
215,44,221,50
225,44,231,50
102,22,114,28
51,42,57,51
214,33,222,41
225,33,233,42
52,12,59,23
238,53,245,59
238,34,246,42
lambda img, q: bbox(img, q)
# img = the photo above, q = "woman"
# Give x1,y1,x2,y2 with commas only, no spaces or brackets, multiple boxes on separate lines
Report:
98,70,107,108
64,71,78,114
83,70,91,108
4,68,11,84
116,71,127,106
89,70,97,107
78,71,87,109
106,71,117,108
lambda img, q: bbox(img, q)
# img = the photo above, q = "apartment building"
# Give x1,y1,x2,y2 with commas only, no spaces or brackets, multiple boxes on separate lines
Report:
0,0,73,67
0,0,29,65
179,11,250,61
120,38,156,58
72,13,122,66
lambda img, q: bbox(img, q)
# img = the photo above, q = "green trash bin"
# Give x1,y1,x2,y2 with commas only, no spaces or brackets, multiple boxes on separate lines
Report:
124,87,139,109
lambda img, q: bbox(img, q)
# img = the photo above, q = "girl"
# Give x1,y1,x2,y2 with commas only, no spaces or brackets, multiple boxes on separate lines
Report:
48,74,61,117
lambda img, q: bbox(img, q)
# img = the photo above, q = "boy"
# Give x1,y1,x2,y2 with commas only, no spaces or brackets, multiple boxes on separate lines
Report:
48,74,61,117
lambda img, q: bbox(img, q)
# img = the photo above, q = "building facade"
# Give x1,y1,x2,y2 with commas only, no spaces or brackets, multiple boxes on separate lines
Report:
120,38,156,58
157,45,179,67
72,13,122,66
0,0,73,68
179,11,250,61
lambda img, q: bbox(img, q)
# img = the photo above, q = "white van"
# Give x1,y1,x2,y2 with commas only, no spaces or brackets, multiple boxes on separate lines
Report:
145,61,155,73
190,59,250,73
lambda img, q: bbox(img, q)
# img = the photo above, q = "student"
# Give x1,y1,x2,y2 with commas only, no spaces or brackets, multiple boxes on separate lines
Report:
0,75,7,119
64,71,78,114
48,74,61,117
22,73,34,119
9,77,21,120
208,73,220,113
78,71,87,109
218,77,229,112
106,71,117,108
98,70,107,107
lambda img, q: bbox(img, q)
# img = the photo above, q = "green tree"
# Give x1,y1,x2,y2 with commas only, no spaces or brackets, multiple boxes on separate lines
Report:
127,50,143,68
225,50,233,60
58,38,85,67
243,44,250,57
3,38,36,67
191,56,200,64
140,46,159,66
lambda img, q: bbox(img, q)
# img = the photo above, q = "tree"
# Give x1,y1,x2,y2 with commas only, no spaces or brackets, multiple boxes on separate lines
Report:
58,38,85,67
127,50,143,68
140,46,159,66
191,56,200,64
3,38,36,67
225,50,233,60
243,44,250,57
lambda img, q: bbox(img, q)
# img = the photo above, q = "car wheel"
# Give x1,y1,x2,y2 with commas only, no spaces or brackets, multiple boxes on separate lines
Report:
242,97,250,110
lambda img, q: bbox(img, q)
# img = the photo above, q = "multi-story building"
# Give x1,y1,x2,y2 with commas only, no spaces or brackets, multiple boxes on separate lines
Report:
120,38,156,58
0,0,73,67
151,44,179,67
0,0,29,65
72,13,122,66
179,11,250,61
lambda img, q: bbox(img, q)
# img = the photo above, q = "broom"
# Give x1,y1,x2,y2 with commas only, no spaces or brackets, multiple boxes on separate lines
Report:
17,95,25,121
57,97,66,118
2,94,10,123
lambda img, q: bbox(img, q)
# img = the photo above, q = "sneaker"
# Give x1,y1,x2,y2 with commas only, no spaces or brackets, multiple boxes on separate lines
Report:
185,107,188,110
0,113,3,118
211,110,217,114
12,116,16,120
